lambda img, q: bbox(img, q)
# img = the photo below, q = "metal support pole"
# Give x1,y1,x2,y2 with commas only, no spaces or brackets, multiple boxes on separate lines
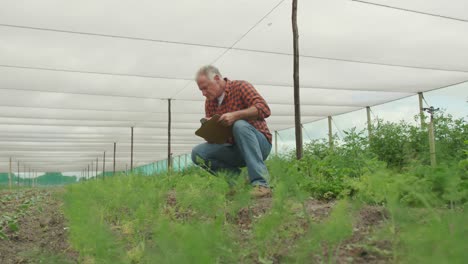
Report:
131,127,134,172
167,99,172,171
292,0,302,160
113,142,116,176
328,116,333,148
8,157,12,189
418,92,425,128
103,151,106,180
366,106,372,142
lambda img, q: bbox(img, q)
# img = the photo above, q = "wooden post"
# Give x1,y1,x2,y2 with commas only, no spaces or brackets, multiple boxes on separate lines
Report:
429,120,436,167
95,157,98,179
427,108,437,167
167,99,172,171
418,92,425,128
292,0,302,160
8,157,12,189
17,161,19,186
177,156,180,172
274,131,278,156
328,116,333,148
113,142,116,176
131,127,134,172
103,151,106,180
366,106,372,141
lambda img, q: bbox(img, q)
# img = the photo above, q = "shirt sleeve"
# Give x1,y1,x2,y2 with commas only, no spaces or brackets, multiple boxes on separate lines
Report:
239,81,271,119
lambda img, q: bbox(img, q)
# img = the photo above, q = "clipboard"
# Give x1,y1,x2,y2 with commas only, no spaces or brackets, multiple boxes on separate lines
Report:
195,114,233,144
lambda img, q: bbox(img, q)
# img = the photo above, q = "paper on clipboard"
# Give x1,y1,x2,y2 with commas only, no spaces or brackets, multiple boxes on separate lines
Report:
195,114,233,144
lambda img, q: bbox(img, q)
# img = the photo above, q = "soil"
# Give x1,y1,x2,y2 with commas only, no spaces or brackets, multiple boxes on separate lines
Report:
1,188,391,263
336,206,391,264
0,188,78,264
229,197,391,263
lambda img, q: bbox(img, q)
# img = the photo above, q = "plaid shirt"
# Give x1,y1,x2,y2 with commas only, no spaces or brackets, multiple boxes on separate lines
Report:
205,78,272,144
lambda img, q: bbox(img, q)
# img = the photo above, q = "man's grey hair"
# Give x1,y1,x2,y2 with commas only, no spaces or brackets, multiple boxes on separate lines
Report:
196,65,222,80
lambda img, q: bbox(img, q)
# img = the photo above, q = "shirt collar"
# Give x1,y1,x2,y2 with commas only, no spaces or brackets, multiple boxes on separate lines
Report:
223,77,232,94
210,77,231,103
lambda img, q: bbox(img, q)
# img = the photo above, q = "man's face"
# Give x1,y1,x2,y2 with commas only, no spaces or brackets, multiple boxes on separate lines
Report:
197,74,222,101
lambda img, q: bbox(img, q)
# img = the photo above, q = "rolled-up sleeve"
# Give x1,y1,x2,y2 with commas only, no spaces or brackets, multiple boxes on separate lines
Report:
239,82,271,119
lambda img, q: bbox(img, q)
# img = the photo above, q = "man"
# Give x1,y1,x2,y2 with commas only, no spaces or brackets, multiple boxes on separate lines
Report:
191,65,273,198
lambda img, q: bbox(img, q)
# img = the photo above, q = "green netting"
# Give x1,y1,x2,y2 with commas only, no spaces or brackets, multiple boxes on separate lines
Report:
0,172,77,186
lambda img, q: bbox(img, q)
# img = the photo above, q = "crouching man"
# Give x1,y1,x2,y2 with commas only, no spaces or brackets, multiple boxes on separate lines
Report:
191,65,272,198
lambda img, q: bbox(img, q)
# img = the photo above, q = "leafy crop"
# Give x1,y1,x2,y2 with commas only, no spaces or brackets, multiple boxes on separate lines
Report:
59,112,467,263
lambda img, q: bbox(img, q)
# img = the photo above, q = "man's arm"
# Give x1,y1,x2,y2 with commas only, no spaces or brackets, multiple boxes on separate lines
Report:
240,81,271,119
218,81,270,127
218,106,258,126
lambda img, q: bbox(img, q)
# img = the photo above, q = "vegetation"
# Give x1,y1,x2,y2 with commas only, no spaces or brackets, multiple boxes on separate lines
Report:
58,112,467,263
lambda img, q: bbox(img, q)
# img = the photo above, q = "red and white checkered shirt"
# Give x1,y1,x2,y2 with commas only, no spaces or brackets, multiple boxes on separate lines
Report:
205,78,272,144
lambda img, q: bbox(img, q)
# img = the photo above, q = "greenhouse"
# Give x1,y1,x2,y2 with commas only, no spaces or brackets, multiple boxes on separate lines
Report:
0,0,467,263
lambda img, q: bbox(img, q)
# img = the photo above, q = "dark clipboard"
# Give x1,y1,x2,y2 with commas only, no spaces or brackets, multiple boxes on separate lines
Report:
195,114,233,144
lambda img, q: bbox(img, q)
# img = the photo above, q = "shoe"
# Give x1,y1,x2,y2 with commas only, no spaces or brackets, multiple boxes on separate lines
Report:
250,186,272,198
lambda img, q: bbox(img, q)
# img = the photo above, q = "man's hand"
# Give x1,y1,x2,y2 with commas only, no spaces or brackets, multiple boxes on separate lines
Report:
200,116,212,124
218,112,238,127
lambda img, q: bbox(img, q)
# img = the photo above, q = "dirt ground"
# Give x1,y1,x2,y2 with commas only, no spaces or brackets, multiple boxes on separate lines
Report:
229,197,390,263
167,192,391,264
1,188,390,263
0,188,78,264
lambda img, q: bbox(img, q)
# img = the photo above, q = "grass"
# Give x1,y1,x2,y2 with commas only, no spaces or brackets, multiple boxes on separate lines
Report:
58,112,468,262
61,164,467,263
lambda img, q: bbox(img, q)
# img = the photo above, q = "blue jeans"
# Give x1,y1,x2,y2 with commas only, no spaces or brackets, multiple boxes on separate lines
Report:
191,120,272,187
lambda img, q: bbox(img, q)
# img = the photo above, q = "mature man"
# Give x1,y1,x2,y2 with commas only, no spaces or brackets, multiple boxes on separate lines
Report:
191,65,272,198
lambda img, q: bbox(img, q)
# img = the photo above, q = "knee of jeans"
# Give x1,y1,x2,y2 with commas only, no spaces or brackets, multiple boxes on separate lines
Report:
232,120,251,136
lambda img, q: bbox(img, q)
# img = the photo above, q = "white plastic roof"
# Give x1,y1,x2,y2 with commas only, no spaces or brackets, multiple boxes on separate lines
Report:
0,0,467,172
